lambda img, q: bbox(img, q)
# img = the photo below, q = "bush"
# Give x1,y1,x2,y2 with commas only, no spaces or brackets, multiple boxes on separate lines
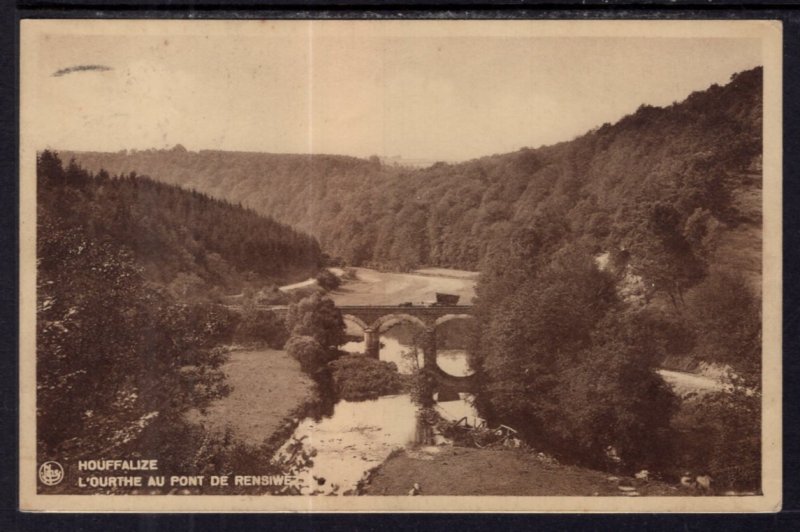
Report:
329,354,402,401
672,382,761,492
255,285,289,306
122,421,288,495
285,335,330,375
285,293,346,349
234,308,288,348
553,335,678,471
685,268,761,377
409,368,437,407
315,269,341,291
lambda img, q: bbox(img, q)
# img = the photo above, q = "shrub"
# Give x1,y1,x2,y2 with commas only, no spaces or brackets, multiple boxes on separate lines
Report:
552,336,678,471
329,354,402,401
409,368,437,407
342,267,359,281
255,285,289,306
234,308,288,348
315,269,341,291
285,335,330,375
285,293,346,349
672,382,761,492
685,268,761,377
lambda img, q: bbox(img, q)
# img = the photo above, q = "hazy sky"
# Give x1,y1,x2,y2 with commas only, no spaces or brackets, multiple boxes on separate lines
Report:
24,21,764,161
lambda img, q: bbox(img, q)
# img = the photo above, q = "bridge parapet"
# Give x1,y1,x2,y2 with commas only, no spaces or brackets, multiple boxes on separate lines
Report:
338,305,473,332
263,304,474,332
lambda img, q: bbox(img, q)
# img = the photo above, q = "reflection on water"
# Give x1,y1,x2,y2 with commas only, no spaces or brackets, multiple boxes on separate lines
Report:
342,322,474,376
273,322,482,495
274,393,481,495
274,395,417,495
437,350,474,377
341,335,424,374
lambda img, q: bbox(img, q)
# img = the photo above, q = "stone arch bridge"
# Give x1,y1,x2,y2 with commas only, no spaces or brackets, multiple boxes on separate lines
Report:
339,305,477,394
267,304,476,393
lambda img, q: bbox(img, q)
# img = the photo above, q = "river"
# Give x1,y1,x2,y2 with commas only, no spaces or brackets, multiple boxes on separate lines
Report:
273,267,724,495
274,321,481,495
273,267,480,495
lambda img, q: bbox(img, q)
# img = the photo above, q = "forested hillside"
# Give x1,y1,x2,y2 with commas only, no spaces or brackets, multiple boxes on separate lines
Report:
65,67,761,281
462,69,762,488
36,152,324,470
37,151,322,301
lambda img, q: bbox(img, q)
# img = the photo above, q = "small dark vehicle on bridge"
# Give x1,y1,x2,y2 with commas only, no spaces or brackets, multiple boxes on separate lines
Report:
432,293,460,306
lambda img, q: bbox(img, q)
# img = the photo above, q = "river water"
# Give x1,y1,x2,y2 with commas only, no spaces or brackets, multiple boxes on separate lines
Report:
273,322,480,495
273,268,724,495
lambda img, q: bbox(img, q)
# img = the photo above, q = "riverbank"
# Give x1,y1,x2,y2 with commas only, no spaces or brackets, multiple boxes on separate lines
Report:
185,348,317,448
360,446,682,496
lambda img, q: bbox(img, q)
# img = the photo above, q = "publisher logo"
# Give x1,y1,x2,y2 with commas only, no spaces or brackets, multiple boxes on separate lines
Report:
39,461,64,486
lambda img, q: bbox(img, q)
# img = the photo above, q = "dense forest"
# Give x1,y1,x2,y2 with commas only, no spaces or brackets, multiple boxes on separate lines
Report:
36,153,324,485
465,68,763,488
38,151,322,302
65,67,761,283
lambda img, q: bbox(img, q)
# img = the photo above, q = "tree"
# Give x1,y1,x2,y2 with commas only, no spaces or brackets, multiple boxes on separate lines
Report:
36,153,247,467
315,269,341,291
472,242,678,469
553,316,678,470
285,335,329,374
677,268,761,491
626,201,705,308
36,211,230,461
328,355,401,401
234,308,288,348
473,245,617,442
685,268,761,378
285,293,345,349
678,382,760,491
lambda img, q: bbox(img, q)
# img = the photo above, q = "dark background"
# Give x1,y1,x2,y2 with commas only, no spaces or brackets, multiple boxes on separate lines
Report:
2,1,798,530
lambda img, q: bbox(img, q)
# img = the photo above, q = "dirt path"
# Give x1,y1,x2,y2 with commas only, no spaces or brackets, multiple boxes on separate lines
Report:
186,349,316,447
279,278,318,291
362,446,680,496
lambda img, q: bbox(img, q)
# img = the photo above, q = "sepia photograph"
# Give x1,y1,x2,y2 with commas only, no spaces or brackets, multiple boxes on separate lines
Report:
18,19,781,512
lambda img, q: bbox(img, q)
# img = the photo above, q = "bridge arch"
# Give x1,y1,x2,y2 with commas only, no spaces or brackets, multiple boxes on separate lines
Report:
341,314,369,332
434,313,475,328
372,313,428,334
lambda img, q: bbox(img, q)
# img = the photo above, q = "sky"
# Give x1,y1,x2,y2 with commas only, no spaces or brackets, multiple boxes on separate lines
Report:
23,20,765,161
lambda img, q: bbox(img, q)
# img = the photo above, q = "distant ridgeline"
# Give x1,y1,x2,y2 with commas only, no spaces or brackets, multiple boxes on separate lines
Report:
37,152,323,301
64,67,762,280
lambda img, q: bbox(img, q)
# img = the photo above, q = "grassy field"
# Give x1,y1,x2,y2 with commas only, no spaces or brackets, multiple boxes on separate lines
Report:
362,446,682,496
186,349,316,447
